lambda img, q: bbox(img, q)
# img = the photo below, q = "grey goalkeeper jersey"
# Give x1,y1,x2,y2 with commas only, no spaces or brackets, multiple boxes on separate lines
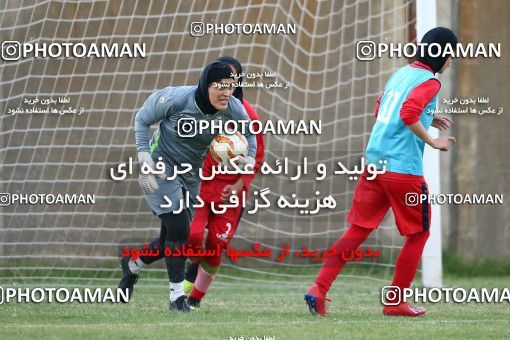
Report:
135,85,256,188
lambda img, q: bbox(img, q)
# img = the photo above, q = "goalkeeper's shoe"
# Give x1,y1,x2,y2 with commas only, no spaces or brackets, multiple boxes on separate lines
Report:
188,296,201,309
304,283,331,317
118,256,138,303
169,295,191,313
383,302,426,317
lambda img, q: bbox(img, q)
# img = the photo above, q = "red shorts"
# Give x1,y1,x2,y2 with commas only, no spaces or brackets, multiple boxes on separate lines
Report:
346,171,431,236
189,204,243,249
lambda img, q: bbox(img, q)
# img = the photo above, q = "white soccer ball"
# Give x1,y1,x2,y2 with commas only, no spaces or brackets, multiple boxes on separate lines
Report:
210,132,248,164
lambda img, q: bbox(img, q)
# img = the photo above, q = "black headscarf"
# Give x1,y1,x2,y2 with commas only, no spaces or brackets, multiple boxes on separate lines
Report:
416,27,458,73
195,61,234,115
216,56,244,100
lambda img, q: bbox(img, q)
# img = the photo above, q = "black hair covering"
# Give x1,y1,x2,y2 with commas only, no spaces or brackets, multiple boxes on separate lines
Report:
416,27,458,73
195,61,234,115
216,56,244,100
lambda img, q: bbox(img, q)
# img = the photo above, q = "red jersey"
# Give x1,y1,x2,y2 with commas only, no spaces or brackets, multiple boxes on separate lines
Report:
199,98,265,203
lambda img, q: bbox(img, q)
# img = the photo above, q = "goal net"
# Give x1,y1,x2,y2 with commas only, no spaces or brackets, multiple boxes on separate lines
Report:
1,0,424,289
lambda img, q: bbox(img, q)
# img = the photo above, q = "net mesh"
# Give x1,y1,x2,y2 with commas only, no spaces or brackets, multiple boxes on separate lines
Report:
1,0,417,287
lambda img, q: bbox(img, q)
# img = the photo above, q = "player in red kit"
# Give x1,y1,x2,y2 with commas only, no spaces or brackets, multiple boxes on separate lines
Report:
184,56,265,308
304,27,458,317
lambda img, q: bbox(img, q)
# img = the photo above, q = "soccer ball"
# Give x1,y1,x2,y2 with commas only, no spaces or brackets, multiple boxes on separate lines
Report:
210,132,248,164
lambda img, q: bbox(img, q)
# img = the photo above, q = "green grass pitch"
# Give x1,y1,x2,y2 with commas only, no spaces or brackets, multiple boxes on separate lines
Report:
1,275,509,339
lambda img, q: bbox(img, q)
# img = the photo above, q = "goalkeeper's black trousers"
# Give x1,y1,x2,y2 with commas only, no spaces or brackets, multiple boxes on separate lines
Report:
138,210,191,283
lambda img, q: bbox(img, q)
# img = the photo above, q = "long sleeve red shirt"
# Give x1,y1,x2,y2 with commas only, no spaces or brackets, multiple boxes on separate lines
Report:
199,98,265,202
374,61,440,125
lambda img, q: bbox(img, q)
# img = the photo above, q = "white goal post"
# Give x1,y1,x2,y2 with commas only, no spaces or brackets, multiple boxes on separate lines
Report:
417,0,444,288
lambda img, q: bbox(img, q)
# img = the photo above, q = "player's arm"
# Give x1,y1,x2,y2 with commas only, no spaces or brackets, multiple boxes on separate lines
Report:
221,178,245,202
400,79,456,151
134,87,174,193
135,87,174,153
407,121,456,151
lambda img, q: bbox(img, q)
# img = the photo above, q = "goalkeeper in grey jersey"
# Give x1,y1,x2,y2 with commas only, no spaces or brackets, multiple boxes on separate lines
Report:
118,61,257,312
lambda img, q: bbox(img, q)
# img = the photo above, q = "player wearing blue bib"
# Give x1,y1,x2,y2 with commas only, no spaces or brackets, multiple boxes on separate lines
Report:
366,64,438,175
305,27,458,317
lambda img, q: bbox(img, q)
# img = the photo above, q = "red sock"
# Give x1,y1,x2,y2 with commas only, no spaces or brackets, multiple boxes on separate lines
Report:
315,224,373,294
189,236,223,302
391,230,430,289
189,287,206,301
189,264,216,302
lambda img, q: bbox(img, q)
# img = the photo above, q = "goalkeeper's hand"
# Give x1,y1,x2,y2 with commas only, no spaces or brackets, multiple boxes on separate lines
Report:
137,151,166,194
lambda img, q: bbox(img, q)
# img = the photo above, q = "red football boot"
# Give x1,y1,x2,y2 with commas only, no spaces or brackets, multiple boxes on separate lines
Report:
304,283,331,317
383,302,426,317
